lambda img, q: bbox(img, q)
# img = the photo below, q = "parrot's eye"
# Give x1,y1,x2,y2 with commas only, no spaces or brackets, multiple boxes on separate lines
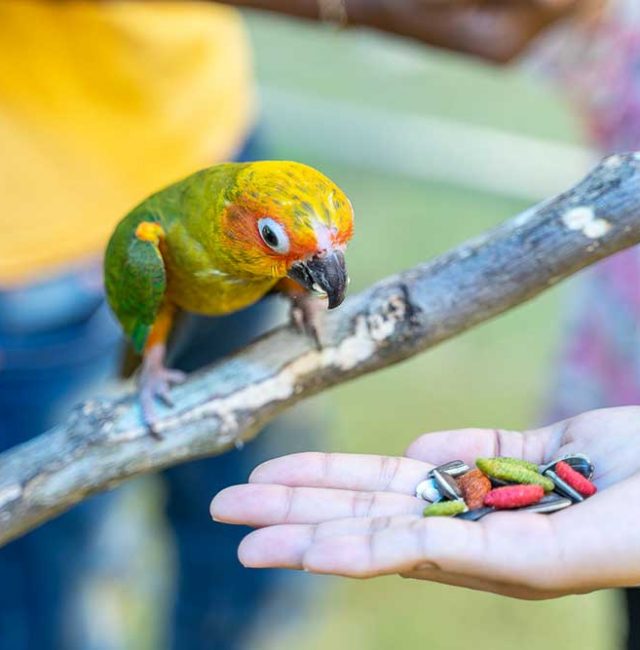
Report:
258,218,290,254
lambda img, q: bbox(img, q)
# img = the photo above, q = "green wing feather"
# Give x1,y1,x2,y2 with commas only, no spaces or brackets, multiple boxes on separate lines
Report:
104,218,167,353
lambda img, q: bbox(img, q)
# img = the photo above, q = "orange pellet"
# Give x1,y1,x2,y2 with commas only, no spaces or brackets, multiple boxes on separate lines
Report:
458,469,492,510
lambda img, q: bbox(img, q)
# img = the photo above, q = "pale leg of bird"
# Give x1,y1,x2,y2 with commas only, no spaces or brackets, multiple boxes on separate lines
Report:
289,293,328,349
138,342,186,438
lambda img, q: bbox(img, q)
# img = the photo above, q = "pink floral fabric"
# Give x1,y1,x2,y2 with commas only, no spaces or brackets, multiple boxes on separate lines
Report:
528,0,640,420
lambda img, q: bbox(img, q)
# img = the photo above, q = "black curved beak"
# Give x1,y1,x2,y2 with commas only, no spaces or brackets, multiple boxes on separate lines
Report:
287,250,348,309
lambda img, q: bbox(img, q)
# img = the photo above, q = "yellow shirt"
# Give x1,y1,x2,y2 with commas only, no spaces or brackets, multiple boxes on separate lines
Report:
0,1,255,286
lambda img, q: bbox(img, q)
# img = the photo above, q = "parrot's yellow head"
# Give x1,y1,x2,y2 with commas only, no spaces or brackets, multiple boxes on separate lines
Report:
221,161,354,308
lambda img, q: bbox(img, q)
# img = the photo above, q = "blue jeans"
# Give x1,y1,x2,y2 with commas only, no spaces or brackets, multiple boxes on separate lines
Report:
0,140,317,650
0,272,123,650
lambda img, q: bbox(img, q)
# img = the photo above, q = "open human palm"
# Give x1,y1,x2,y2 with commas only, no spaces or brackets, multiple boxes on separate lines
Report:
211,407,640,599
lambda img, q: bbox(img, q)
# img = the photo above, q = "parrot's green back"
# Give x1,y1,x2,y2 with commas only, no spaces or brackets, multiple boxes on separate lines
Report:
104,164,239,353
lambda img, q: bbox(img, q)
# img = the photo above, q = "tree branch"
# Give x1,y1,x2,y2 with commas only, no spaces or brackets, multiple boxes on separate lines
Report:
1,152,640,546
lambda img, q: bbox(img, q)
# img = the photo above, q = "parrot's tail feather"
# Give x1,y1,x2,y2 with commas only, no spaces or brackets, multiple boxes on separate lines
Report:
131,323,151,354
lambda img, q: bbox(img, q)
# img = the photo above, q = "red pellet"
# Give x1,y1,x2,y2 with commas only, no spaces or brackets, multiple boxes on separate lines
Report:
555,461,597,497
484,484,544,509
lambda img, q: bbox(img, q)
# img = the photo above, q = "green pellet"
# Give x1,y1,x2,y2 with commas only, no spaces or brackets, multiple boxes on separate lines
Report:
493,457,539,473
476,458,554,492
423,501,467,517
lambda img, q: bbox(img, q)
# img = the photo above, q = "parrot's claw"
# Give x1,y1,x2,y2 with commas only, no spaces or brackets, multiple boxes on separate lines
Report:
138,344,186,439
289,295,327,350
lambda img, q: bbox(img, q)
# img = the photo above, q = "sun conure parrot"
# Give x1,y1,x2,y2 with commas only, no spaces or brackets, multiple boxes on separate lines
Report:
104,160,354,434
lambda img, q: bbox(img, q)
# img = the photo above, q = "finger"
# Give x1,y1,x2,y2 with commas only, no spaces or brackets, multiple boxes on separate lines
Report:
300,511,566,587
238,525,313,569
250,452,432,495
405,426,555,467
238,515,421,569
211,484,424,526
236,478,640,591
237,515,566,599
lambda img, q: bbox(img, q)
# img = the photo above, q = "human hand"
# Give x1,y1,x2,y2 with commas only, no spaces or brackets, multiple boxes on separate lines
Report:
211,407,640,599
347,0,589,62
216,0,593,63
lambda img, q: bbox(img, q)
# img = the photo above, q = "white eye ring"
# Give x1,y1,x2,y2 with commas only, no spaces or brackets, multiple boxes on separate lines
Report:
258,217,290,254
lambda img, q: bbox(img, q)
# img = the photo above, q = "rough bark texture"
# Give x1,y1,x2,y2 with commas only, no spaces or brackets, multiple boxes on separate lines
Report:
1,152,640,546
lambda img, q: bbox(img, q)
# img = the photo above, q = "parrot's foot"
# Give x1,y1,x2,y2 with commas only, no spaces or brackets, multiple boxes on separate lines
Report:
289,294,328,350
138,344,187,439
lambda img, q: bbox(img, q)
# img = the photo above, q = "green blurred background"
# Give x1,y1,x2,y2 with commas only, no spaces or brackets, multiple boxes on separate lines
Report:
234,11,623,650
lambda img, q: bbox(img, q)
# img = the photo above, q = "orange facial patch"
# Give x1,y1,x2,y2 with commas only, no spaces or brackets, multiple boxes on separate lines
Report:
219,161,355,278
